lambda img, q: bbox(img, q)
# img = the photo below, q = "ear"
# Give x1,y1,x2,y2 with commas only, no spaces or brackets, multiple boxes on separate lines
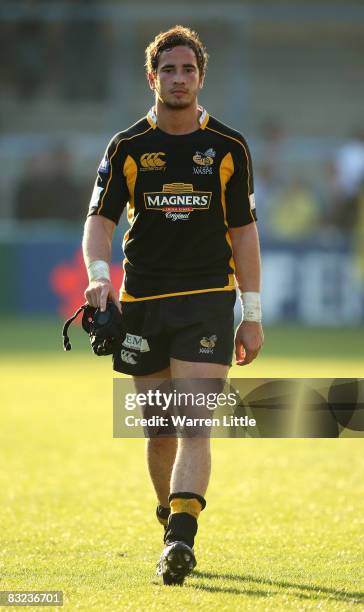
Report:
147,72,156,91
199,75,205,90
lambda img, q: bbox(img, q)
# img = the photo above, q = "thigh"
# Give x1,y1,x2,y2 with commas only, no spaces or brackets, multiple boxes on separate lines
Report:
133,367,171,391
133,368,177,438
169,360,227,438
170,358,229,379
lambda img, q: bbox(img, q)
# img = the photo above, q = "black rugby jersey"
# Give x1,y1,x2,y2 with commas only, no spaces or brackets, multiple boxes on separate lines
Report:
88,107,257,301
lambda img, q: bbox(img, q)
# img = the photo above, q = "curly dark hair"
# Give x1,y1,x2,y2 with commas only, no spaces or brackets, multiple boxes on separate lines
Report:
145,25,208,78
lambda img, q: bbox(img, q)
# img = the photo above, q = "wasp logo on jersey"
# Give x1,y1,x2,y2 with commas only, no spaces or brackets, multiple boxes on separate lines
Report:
193,148,216,175
193,148,216,166
140,152,166,171
144,183,211,221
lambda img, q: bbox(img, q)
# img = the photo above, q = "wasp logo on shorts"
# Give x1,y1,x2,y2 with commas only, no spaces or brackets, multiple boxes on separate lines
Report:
199,335,217,355
193,148,216,175
140,152,166,171
144,183,211,221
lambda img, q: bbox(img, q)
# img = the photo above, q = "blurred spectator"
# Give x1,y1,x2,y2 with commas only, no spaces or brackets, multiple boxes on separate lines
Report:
324,129,364,235
335,129,364,201
14,146,85,222
254,119,289,240
0,22,16,97
259,118,286,150
0,1,60,100
254,162,284,239
15,18,48,98
257,118,287,177
1,2,111,102
353,180,364,282
321,160,343,218
266,178,321,241
60,16,112,100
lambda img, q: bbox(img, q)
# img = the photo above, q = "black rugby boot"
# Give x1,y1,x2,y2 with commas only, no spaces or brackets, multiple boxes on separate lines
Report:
156,541,196,585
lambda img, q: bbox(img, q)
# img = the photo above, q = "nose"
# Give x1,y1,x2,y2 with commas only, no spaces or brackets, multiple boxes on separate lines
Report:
173,69,186,84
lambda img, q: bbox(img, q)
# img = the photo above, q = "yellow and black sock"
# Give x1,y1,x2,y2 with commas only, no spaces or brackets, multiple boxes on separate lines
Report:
165,492,206,548
156,504,170,527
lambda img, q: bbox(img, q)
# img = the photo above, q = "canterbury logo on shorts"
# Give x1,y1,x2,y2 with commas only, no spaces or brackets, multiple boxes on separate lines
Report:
140,152,166,170
120,349,138,365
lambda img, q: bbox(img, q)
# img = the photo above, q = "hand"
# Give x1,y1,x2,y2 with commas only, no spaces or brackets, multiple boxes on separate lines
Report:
84,278,121,313
234,320,264,366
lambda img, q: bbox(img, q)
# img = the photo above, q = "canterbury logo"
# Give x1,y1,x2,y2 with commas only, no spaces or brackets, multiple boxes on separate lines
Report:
140,152,166,168
193,148,216,166
120,350,137,365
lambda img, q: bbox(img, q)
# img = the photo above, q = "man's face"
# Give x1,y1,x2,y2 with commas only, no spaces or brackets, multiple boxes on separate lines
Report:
148,45,204,110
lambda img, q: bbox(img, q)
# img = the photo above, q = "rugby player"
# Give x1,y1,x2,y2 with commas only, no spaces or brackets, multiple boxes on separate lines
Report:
83,25,264,585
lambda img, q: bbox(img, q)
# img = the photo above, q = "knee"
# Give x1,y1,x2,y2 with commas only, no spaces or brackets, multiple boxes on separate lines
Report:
148,436,177,452
178,436,211,449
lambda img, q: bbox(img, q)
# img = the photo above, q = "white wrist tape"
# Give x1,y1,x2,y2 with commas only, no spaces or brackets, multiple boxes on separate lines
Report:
87,260,110,282
240,291,262,322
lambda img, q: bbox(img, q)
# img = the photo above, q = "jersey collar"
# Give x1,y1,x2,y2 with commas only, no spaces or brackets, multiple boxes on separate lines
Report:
146,105,209,130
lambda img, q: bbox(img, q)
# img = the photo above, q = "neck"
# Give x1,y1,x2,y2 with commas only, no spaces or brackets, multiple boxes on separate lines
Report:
154,100,200,135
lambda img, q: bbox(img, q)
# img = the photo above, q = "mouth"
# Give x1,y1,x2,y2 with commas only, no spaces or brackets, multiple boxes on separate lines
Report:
171,89,188,95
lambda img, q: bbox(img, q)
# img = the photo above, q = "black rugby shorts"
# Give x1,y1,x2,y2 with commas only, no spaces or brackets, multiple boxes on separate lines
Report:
113,290,236,376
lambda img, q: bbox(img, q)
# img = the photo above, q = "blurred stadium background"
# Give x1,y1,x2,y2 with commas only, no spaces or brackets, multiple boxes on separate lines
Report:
1,0,364,359
1,4,364,608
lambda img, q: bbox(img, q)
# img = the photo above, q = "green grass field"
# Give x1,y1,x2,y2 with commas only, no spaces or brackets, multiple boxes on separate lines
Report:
0,321,363,610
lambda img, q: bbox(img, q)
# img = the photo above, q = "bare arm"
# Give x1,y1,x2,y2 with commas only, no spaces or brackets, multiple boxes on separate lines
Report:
228,223,264,365
229,223,261,292
82,215,121,312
